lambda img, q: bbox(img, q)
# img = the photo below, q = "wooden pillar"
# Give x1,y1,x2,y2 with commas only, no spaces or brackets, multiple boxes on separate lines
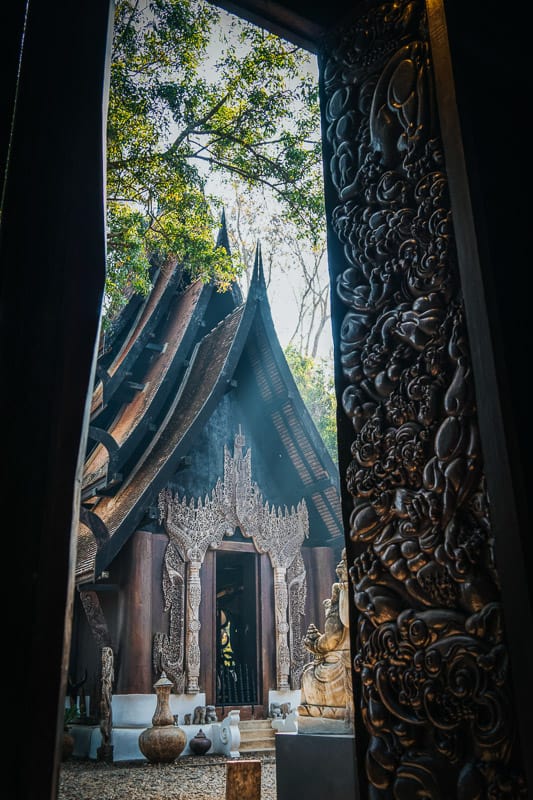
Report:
259,553,274,715
301,547,336,632
118,530,153,693
151,533,169,631
1,2,113,797
185,558,202,693
272,564,290,691
199,550,216,703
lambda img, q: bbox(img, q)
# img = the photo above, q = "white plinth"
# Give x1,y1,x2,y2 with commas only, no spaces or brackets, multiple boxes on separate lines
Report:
67,693,238,762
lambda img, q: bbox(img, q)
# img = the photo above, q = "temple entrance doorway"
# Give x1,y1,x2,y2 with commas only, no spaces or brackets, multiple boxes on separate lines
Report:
215,547,260,709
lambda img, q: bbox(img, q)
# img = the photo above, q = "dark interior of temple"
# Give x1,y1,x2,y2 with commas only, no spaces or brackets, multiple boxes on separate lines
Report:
216,551,258,706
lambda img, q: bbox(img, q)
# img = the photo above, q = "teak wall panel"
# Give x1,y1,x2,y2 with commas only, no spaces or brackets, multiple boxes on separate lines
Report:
301,546,336,633
151,533,169,637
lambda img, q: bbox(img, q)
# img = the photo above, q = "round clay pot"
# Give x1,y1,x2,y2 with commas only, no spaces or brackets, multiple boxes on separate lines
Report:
139,724,187,763
189,728,211,755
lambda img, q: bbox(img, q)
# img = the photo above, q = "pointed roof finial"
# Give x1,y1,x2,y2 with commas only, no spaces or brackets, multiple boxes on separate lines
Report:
216,208,231,254
250,240,266,297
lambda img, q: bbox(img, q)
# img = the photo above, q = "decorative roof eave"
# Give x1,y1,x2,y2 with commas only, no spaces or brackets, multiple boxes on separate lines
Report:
90,261,183,420
85,298,259,580
245,243,344,540
82,279,213,499
249,246,341,478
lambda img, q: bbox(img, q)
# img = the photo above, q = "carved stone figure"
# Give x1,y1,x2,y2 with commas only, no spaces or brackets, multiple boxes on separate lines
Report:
205,705,218,723
279,702,291,718
297,550,353,734
192,705,206,725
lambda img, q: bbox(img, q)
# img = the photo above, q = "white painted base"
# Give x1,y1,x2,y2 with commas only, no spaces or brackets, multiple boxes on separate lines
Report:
70,721,220,761
268,688,301,712
112,692,206,727
68,693,239,762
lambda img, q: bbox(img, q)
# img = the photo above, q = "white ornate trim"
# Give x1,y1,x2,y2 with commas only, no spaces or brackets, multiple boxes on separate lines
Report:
158,429,309,692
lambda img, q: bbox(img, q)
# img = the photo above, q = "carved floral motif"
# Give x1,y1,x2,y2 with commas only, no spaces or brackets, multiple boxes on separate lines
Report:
79,590,112,650
287,552,309,690
321,0,525,795
153,542,186,693
99,647,114,750
157,431,309,692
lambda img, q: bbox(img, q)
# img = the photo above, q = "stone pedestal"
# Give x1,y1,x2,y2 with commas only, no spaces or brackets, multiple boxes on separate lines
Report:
297,715,353,736
275,733,359,800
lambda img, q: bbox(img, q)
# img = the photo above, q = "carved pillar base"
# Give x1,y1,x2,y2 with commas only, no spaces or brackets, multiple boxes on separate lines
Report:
96,744,113,763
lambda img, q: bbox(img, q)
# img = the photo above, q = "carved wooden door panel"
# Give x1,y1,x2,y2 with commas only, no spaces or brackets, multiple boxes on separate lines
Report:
317,0,527,796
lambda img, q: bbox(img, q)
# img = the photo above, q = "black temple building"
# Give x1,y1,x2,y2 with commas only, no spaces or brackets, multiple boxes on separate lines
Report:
70,223,343,726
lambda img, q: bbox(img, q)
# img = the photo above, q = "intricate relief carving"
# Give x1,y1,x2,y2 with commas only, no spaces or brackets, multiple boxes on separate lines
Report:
185,560,202,692
79,590,112,649
322,1,525,795
158,488,232,563
153,542,185,693
99,646,114,751
158,429,309,692
287,552,308,690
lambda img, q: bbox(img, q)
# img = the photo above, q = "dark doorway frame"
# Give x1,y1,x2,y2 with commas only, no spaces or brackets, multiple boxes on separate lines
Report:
215,547,260,708
205,540,274,719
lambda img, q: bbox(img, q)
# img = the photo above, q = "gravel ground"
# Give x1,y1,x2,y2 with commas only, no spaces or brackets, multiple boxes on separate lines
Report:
58,753,277,800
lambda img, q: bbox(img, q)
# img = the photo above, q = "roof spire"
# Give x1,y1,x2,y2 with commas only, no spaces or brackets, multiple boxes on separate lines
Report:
216,208,231,254
250,240,267,298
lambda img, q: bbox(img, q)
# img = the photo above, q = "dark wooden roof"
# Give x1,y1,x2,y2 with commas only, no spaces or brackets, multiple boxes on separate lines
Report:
83,278,211,497
91,262,182,418
77,238,343,584
210,0,357,51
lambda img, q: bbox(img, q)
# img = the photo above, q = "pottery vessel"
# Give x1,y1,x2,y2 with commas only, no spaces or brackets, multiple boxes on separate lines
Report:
138,672,187,763
189,728,211,755
139,724,187,763
61,730,75,761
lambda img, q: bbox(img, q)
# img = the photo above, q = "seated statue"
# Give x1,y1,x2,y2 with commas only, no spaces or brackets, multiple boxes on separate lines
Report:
297,549,353,732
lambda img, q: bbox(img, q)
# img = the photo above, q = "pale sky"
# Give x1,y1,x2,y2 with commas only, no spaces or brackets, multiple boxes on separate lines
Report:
201,5,332,361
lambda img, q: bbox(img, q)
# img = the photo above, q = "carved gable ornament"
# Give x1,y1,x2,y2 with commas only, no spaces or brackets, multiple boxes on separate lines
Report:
156,430,309,692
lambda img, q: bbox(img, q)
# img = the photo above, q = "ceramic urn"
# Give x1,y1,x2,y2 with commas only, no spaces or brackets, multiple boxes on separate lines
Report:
138,672,186,763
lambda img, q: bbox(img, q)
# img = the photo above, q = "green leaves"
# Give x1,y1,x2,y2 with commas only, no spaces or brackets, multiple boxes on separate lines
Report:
105,0,324,326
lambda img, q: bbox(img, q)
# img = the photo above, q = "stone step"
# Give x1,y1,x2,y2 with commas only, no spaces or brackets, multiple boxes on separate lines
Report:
238,719,276,752
239,720,275,731
239,738,275,750
240,740,276,752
